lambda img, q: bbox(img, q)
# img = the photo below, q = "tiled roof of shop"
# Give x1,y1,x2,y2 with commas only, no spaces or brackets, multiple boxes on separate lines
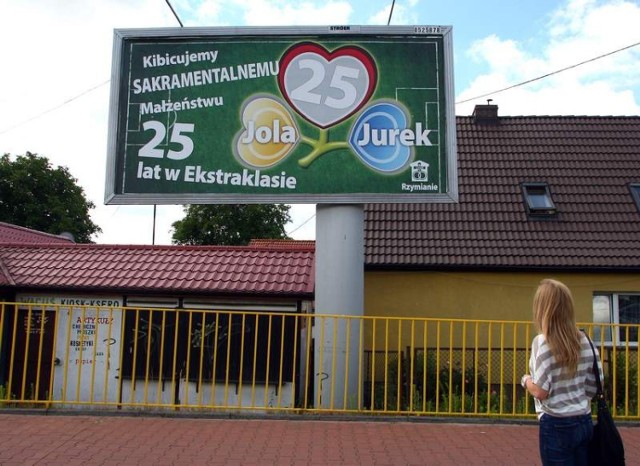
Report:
365,110,640,270
0,244,315,296
0,222,75,245
0,259,11,285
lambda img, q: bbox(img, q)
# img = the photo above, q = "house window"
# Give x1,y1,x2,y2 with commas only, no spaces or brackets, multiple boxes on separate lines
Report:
522,183,557,217
592,293,640,345
630,184,640,212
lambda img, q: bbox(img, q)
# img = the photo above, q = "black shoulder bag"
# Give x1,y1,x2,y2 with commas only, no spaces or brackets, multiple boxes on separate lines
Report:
583,331,625,466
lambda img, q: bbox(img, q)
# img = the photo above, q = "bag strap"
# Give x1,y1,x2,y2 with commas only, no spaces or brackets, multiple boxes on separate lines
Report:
582,329,604,399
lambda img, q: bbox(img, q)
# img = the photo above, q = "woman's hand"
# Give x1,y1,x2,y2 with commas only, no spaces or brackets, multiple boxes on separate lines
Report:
521,374,549,400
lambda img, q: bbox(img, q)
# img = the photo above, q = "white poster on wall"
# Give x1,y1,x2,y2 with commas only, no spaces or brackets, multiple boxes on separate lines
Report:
17,294,123,406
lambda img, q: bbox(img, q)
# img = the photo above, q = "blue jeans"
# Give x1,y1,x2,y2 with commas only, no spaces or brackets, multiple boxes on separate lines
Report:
539,413,593,465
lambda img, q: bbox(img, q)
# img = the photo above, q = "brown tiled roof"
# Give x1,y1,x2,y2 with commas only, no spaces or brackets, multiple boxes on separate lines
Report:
0,244,314,296
365,114,640,270
0,222,74,245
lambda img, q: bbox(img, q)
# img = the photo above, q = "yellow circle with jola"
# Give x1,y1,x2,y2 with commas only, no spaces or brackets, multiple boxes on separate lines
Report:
236,97,299,168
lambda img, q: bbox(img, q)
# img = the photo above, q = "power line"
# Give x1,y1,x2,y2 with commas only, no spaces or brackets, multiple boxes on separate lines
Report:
287,213,316,236
0,80,110,135
387,0,396,25
0,1,185,137
165,0,184,27
456,39,640,105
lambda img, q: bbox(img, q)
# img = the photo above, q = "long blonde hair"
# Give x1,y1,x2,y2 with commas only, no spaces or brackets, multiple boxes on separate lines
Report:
533,279,581,374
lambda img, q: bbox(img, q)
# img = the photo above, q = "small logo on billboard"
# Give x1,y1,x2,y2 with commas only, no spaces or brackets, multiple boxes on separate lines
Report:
403,160,438,192
411,161,429,181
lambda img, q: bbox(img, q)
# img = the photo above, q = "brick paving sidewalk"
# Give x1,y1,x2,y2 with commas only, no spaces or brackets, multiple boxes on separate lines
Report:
0,413,638,465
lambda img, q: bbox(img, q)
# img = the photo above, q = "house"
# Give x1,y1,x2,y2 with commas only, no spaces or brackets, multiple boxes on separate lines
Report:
364,104,640,346
0,236,314,408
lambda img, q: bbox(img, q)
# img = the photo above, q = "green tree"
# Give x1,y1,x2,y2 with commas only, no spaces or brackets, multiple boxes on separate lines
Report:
171,204,291,246
0,152,101,243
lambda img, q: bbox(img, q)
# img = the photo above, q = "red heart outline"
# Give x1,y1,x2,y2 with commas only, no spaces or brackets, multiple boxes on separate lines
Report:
278,42,378,129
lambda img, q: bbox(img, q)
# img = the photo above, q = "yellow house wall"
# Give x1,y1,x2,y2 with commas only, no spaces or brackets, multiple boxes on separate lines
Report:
362,271,640,383
364,271,640,323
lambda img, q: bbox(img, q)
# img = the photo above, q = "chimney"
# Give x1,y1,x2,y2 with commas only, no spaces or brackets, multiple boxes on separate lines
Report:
472,100,499,124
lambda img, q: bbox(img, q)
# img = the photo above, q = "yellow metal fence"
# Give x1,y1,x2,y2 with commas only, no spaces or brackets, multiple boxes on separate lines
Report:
1,302,638,419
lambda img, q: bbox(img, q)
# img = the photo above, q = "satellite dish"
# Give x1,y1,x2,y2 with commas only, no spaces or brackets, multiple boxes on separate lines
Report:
59,231,75,242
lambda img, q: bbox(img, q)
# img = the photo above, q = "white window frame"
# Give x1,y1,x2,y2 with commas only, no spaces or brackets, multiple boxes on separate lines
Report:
593,293,640,347
125,297,179,309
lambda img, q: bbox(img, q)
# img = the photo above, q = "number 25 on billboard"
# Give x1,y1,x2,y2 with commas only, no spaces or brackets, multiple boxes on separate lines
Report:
138,121,195,161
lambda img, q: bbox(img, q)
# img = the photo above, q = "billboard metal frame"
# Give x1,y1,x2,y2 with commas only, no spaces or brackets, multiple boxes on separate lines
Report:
105,25,457,205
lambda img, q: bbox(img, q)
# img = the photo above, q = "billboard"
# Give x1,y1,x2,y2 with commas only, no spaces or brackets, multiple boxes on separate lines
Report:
105,26,457,204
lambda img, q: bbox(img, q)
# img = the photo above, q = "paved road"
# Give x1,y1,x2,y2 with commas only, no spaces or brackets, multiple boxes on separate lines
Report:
0,413,638,465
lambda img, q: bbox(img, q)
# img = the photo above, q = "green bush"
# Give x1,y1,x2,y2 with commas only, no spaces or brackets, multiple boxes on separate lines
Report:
606,353,639,415
368,350,540,416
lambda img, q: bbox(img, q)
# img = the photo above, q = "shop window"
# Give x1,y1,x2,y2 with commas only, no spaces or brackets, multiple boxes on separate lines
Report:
121,308,296,385
121,299,182,382
184,311,296,385
121,308,180,381
592,293,640,345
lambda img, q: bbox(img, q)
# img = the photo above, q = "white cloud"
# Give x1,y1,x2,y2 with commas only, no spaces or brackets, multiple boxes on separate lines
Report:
196,0,223,22
456,0,640,116
8,0,637,245
236,0,353,26
0,0,330,245
0,0,179,243
368,1,419,26
466,35,542,78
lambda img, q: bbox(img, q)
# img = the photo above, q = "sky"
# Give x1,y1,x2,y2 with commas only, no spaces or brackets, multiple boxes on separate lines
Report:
1,0,639,245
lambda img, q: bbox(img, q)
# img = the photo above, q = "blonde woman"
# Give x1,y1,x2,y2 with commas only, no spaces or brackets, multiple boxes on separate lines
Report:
521,279,602,465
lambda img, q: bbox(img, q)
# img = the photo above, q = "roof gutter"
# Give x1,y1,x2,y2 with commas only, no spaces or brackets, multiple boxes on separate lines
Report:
364,264,640,273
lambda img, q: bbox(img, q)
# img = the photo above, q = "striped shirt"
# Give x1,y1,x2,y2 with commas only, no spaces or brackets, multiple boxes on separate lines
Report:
529,332,602,419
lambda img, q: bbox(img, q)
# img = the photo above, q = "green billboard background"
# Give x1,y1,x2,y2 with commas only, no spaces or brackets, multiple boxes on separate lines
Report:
105,26,457,204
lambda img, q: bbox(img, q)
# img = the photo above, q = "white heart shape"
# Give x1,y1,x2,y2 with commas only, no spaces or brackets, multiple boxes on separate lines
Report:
279,45,376,128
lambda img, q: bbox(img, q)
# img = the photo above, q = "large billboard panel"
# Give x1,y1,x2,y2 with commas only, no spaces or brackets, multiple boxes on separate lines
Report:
105,26,457,204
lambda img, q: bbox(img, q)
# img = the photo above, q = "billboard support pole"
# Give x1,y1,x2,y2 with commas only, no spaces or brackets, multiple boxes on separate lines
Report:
314,204,363,410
